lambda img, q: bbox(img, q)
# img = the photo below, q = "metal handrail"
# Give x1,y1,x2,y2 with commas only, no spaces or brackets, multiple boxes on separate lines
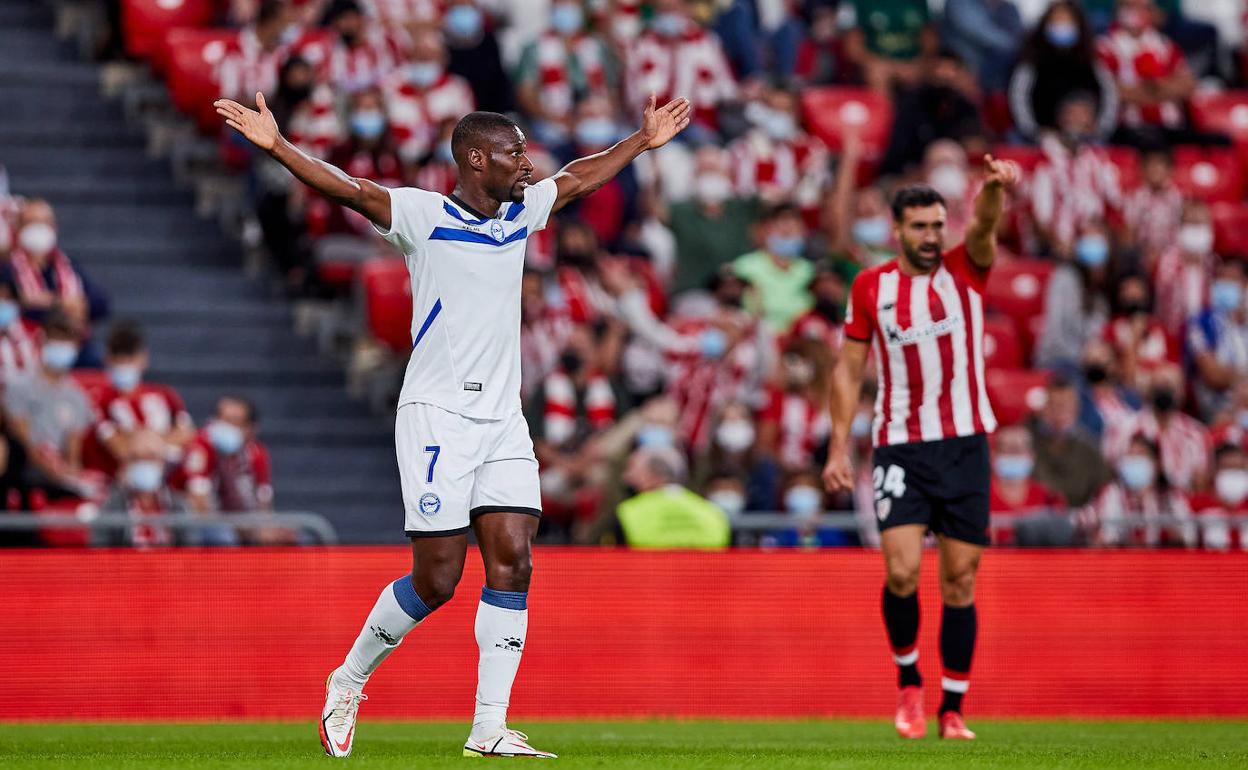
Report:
728,510,1248,532
0,511,339,544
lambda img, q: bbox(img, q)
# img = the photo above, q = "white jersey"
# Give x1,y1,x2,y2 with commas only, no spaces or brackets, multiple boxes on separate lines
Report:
375,178,559,420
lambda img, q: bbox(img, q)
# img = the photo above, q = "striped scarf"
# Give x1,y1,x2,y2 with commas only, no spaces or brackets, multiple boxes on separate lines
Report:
10,247,84,306
543,368,615,446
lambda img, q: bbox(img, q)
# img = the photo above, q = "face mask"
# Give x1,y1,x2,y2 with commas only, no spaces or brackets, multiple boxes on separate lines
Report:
927,164,968,201
694,174,732,205
636,424,675,449
651,12,686,38
1075,233,1109,268
42,341,77,372
1215,469,1248,506
766,234,805,259
280,24,302,45
994,454,1034,481
1151,388,1176,413
708,490,745,516
125,460,165,493
109,364,142,392
1210,279,1243,314
850,412,872,438
700,328,728,359
1046,21,1079,48
406,62,442,87
784,357,815,388
208,421,246,455
1178,223,1213,255
852,216,890,247
759,110,796,142
1084,363,1108,384
784,486,823,517
349,110,386,140
18,223,56,258
1119,455,1155,491
0,300,18,329
575,117,616,149
715,419,755,453
444,4,483,39
550,3,583,34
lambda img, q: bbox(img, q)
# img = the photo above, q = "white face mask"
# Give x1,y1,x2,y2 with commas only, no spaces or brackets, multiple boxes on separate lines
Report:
708,490,745,516
715,419,755,453
1215,469,1248,506
927,163,968,201
18,222,56,258
1177,223,1214,255
694,174,733,205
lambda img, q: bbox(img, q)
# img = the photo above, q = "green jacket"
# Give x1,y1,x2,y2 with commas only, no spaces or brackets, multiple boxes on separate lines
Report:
617,486,731,549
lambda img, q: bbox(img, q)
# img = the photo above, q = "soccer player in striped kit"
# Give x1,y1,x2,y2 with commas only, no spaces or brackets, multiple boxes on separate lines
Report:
822,157,1021,740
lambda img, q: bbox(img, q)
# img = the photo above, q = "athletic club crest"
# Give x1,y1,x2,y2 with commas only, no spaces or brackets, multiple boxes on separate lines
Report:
489,220,505,242
419,493,442,516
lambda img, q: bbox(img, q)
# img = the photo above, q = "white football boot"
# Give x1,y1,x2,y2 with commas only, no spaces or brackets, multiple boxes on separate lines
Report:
463,728,557,758
319,670,367,757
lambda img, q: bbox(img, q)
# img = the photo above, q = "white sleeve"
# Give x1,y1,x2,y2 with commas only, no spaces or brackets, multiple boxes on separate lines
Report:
523,177,560,233
372,187,443,254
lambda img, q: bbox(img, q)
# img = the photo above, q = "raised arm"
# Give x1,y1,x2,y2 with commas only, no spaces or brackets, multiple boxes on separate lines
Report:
965,154,1021,269
214,92,394,230
821,337,870,493
548,93,690,214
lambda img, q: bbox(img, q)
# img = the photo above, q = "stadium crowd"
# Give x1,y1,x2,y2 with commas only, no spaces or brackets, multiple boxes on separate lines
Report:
51,0,1248,548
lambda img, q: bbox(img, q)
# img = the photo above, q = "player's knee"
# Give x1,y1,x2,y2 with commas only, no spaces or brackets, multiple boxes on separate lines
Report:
485,550,532,593
886,563,920,596
412,572,459,610
940,568,976,606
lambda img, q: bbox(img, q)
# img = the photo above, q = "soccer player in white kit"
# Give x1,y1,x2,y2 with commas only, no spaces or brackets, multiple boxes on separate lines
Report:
214,91,690,758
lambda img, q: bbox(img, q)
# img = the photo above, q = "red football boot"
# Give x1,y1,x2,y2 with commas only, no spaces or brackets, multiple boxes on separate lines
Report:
894,686,927,739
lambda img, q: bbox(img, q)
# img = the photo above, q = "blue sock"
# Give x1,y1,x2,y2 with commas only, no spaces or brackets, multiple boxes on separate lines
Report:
480,586,527,610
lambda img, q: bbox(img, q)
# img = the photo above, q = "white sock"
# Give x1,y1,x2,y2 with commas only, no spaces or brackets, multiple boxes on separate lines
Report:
332,576,431,691
470,588,528,741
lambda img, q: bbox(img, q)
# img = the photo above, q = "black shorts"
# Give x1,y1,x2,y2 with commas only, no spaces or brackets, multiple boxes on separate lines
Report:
871,433,990,546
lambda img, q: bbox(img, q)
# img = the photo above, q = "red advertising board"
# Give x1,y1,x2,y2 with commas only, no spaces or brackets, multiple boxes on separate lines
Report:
2,549,1245,720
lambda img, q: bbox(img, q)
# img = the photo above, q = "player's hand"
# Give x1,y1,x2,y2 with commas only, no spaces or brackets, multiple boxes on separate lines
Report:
822,451,855,494
640,93,691,150
215,92,280,152
982,154,1021,191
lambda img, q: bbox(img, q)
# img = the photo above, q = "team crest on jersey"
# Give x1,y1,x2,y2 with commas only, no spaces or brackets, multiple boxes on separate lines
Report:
876,497,892,521
489,220,505,242
419,493,442,516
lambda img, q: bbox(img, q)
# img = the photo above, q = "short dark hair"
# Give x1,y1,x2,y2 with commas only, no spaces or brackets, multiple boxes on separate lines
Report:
257,0,285,26
42,309,78,339
1214,442,1245,465
890,184,946,222
219,395,259,425
763,202,802,222
106,320,145,357
451,112,521,165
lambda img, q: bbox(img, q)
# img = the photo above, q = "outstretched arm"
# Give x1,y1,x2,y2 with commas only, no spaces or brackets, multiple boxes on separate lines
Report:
549,93,690,213
214,92,394,230
965,153,1021,269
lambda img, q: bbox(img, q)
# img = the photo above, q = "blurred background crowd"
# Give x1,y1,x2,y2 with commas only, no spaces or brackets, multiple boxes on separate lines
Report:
6,0,1248,549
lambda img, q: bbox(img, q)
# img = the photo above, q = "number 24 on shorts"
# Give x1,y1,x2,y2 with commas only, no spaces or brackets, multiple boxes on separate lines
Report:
873,464,906,500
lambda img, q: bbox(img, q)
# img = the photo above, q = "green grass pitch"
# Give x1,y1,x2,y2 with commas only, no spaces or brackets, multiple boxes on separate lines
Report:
2,720,1246,769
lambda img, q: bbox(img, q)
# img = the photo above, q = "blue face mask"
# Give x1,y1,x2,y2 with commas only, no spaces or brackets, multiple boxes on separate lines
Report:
636,424,675,449
125,460,165,493
994,454,1034,481
349,110,386,140
406,62,442,88
575,118,616,148
0,300,18,328
651,12,686,37
550,3,583,35
208,421,246,455
109,364,142,393
42,341,78,372
852,217,890,247
784,486,823,517
1211,279,1243,314
444,5,483,39
700,328,728,359
1045,22,1079,49
766,234,805,259
1119,455,1155,491
850,412,872,438
1075,234,1109,268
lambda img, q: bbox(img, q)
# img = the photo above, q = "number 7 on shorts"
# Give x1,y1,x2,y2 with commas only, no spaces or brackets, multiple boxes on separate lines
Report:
424,445,441,483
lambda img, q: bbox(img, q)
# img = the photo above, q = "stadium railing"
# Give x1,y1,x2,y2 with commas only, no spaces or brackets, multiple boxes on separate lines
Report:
0,511,340,544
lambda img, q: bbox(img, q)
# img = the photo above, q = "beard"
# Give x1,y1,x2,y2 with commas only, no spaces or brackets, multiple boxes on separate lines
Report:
902,241,942,272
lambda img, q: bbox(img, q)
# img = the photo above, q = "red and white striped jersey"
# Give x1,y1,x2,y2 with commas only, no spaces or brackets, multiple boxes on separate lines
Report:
1096,25,1187,129
727,130,830,211
1123,184,1183,261
1030,134,1122,251
515,33,615,121
1151,244,1213,336
380,70,475,161
623,28,737,130
362,0,441,26
0,319,41,386
95,383,193,444
844,243,997,448
293,27,404,92
215,27,292,102
284,85,341,160
760,386,830,471
1104,409,1212,492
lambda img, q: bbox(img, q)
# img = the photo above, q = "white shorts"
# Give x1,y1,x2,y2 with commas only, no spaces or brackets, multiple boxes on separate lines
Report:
396,402,541,537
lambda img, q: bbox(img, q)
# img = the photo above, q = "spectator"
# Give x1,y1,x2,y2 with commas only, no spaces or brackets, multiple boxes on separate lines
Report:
94,321,195,478
179,396,277,545
294,0,402,93
757,337,832,475
919,139,977,244
1103,273,1174,393
623,0,738,136
823,132,893,270
270,56,341,161
1028,93,1123,258
1187,258,1248,420
1008,1,1118,143
731,203,814,333
1083,433,1193,546
101,430,183,549
1096,0,1197,148
664,147,759,294
761,469,851,548
842,0,936,93
553,96,640,248
1151,198,1215,337
442,1,513,113
0,273,42,386
728,85,830,213
1188,443,1248,551
879,47,983,176
793,3,852,86
788,262,847,351
1124,146,1184,269
382,25,475,162
519,269,571,399
10,199,102,331
1209,379,1248,454
1028,376,1113,508
704,472,747,519
4,312,99,503
216,0,296,102
988,424,1067,546
1109,364,1211,492
941,0,1024,93
1035,220,1113,370
1078,337,1142,448
617,445,730,549
513,0,619,145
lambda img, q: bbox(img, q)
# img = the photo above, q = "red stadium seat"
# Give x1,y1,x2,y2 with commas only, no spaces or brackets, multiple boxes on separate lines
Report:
986,368,1051,427
163,28,235,133
122,0,219,64
1190,90,1248,145
1104,145,1140,190
800,87,893,159
981,316,1023,370
1173,146,1245,204
985,257,1053,360
990,145,1043,173
1211,202,1248,257
360,257,412,354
